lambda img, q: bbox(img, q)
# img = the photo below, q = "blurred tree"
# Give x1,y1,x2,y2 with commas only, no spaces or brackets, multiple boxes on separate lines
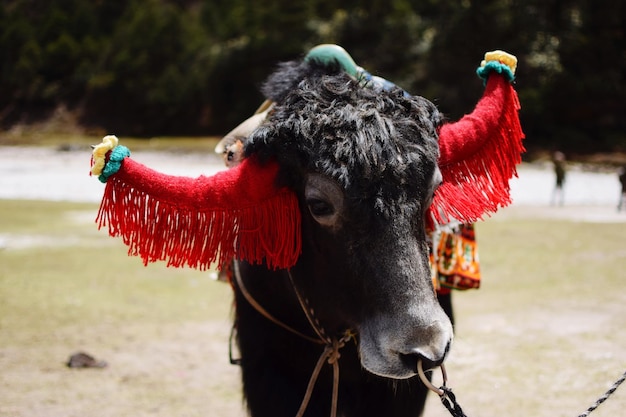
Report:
0,0,623,151
315,0,432,92
83,0,212,135
506,0,625,153
540,0,625,152
0,0,125,124
200,0,315,131
412,0,522,119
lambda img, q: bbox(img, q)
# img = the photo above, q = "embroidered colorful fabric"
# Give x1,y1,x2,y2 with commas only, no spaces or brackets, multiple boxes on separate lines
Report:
430,224,481,293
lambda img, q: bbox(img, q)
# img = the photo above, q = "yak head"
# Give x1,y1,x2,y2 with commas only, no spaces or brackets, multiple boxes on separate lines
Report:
238,58,453,379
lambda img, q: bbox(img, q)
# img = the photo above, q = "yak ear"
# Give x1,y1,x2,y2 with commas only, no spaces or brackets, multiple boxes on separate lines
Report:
96,155,301,271
215,103,274,165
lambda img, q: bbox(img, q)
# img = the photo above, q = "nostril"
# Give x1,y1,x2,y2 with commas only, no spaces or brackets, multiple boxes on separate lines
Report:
403,339,451,373
398,351,439,375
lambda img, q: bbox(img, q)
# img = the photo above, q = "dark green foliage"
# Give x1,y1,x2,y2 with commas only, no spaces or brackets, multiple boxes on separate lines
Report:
83,0,212,135
0,0,623,152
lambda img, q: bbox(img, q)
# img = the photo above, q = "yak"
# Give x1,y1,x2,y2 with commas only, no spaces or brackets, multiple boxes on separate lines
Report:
228,55,451,417
90,45,523,417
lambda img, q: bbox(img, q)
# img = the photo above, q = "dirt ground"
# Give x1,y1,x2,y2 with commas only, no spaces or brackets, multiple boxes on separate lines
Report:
420,205,626,417
1,146,625,417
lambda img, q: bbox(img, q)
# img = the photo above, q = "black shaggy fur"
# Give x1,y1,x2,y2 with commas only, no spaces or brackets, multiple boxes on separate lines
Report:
234,58,447,417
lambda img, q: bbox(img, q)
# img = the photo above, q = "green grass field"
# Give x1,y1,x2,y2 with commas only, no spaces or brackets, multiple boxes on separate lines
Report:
1,199,624,417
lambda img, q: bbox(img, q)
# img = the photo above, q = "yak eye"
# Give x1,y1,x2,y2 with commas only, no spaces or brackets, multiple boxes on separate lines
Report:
304,174,345,229
307,198,334,217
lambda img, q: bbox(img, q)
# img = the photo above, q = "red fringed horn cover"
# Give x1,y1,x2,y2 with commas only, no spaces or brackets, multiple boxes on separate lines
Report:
95,73,523,271
428,74,525,225
96,156,301,270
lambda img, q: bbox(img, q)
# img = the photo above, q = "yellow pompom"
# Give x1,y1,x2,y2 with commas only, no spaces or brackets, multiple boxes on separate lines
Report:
91,135,119,176
481,50,517,75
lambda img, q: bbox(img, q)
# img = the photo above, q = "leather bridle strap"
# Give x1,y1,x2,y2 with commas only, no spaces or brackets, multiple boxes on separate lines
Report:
232,261,323,345
286,269,333,343
232,261,354,417
294,334,352,417
286,270,355,417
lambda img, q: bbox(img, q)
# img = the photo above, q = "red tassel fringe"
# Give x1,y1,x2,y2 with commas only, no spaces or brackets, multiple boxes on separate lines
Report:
96,156,301,270
429,75,525,225
95,75,522,269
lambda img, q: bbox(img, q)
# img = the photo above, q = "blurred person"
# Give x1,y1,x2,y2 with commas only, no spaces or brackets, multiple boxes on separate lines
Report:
618,165,626,212
551,151,566,206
